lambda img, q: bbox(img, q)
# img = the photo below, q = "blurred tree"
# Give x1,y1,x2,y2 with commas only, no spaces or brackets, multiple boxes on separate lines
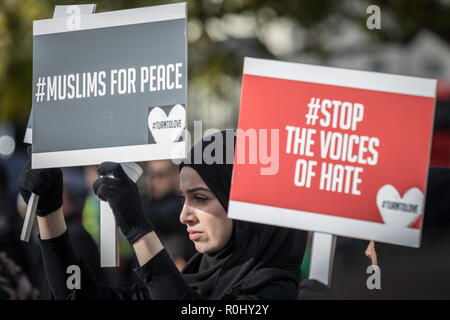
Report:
0,0,449,131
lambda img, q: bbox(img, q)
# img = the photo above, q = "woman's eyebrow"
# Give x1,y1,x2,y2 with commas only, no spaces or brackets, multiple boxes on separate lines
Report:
186,187,211,193
178,187,212,196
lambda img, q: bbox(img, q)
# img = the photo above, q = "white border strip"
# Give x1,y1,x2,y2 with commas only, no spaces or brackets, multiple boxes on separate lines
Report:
24,128,32,144
228,200,421,247
243,57,437,98
32,141,185,169
34,2,186,35
53,4,97,17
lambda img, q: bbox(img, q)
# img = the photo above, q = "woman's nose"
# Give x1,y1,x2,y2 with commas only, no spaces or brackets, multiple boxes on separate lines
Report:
179,203,198,225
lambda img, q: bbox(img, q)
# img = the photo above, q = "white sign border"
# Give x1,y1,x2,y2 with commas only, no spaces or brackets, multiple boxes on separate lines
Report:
243,57,437,98
232,57,435,248
34,2,186,35
228,200,421,247
32,141,186,169
31,3,188,169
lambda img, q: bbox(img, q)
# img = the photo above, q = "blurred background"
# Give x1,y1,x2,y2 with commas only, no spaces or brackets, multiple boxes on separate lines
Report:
0,0,449,299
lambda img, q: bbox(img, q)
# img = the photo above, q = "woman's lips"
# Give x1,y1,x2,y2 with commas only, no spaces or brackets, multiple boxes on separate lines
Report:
188,231,203,241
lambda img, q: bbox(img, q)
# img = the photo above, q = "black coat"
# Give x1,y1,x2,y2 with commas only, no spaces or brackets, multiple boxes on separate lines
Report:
39,223,307,300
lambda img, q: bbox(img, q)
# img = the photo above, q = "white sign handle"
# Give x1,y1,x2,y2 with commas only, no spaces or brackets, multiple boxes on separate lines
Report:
309,232,337,287
20,4,97,243
100,162,143,267
20,193,39,242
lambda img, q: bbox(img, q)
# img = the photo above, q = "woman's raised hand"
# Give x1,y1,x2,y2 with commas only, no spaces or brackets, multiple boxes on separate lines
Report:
93,162,154,244
18,147,63,217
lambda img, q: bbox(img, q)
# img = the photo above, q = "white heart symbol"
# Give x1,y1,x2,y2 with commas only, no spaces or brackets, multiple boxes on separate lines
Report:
376,184,424,228
148,104,185,144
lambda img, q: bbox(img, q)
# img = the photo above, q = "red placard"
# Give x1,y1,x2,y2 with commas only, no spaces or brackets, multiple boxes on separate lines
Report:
228,58,437,247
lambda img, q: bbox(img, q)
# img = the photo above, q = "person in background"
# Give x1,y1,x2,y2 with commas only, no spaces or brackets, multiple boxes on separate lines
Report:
144,160,195,270
299,167,450,299
81,166,101,250
62,169,105,283
0,161,42,297
0,252,39,300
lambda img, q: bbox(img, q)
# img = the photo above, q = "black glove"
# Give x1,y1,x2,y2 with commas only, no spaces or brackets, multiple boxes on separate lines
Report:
93,162,153,244
18,148,63,217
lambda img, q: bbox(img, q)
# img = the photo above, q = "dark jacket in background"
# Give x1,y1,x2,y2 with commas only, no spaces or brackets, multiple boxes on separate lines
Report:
302,167,450,299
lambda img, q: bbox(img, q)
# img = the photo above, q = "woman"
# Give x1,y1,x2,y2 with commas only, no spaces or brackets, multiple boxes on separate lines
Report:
18,130,307,300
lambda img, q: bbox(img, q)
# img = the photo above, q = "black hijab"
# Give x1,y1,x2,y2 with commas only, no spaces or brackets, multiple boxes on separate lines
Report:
179,130,307,299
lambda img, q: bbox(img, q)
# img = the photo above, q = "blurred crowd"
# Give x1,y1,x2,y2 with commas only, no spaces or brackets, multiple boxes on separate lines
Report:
0,150,195,299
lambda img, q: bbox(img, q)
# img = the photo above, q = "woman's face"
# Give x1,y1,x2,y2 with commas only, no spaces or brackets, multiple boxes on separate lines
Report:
179,166,233,254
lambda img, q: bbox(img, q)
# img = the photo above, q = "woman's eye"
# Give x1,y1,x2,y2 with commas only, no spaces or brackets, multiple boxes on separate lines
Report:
195,196,207,203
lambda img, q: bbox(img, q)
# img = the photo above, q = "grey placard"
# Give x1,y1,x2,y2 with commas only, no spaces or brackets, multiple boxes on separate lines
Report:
32,17,186,155
24,4,97,144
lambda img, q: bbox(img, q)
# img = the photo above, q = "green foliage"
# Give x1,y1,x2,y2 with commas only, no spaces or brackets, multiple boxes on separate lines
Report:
0,0,449,127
